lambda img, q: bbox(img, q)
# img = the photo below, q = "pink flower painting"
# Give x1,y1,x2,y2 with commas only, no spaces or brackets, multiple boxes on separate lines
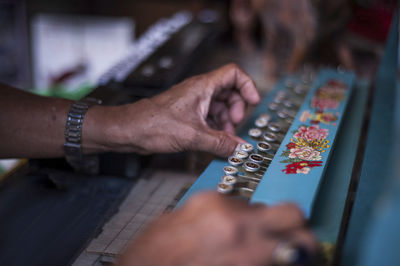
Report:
289,146,322,161
293,126,328,142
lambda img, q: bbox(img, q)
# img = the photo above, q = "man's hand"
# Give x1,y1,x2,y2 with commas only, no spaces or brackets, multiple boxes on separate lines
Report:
0,64,259,159
118,193,318,266
93,63,260,157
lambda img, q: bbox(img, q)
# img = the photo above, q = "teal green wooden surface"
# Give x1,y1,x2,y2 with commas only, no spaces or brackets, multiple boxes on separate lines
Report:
310,79,368,242
342,12,399,266
251,70,355,218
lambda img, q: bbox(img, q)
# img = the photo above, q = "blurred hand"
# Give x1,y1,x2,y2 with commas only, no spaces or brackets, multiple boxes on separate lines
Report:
99,64,260,157
118,192,318,266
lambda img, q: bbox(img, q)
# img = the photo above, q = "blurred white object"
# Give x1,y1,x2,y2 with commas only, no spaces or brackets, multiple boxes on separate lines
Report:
99,11,192,84
31,15,135,91
0,159,20,175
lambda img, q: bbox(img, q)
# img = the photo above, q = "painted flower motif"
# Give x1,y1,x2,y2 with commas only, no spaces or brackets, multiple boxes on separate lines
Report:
296,167,311,174
319,86,346,95
280,79,345,174
311,97,339,111
300,110,311,122
316,87,346,102
318,113,337,123
281,160,323,174
293,126,328,142
286,142,296,149
326,80,347,89
289,146,322,161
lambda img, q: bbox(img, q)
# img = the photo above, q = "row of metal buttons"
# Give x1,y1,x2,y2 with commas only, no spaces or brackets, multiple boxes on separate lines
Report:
216,77,312,198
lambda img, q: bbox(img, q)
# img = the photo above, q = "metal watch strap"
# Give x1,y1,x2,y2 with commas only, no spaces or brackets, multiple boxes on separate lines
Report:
64,97,102,173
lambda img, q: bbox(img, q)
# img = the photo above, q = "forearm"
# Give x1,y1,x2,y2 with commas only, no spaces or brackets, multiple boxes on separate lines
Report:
0,85,71,158
0,84,122,158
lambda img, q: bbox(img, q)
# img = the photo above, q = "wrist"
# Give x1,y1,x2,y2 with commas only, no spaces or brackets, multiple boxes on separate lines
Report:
82,101,149,155
81,105,121,154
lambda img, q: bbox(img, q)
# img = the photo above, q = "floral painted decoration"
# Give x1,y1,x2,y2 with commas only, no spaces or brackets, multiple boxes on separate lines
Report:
280,125,330,174
300,110,338,125
311,80,347,111
281,79,347,174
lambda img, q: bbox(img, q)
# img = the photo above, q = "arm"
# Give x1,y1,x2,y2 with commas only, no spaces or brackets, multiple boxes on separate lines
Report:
0,64,260,159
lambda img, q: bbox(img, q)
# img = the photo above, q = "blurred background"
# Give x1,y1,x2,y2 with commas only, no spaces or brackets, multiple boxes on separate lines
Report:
0,0,395,92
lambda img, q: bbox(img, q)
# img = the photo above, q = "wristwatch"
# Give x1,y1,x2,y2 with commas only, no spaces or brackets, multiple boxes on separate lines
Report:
64,97,102,174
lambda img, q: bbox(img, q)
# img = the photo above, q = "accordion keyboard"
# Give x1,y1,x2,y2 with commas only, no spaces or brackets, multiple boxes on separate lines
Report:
178,69,356,218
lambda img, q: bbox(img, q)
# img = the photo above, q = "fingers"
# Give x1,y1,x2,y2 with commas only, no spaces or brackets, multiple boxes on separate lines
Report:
260,203,306,233
208,100,237,134
228,92,246,123
195,127,245,157
174,193,318,266
209,63,260,106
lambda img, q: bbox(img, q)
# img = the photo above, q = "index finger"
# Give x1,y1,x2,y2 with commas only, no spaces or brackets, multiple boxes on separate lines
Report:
248,203,307,233
208,63,261,105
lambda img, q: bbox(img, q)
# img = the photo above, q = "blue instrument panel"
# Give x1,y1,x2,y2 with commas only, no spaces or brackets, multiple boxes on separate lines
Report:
177,69,358,222
251,70,355,217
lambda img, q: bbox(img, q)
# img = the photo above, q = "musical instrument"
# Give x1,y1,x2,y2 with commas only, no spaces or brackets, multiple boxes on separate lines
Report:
177,68,369,256
178,69,356,211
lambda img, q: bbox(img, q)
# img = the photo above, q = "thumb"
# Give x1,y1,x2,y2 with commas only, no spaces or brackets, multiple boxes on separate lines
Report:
196,127,245,157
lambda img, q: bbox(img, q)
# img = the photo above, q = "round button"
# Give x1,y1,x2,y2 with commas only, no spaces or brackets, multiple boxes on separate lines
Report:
235,150,249,159
285,80,295,89
244,161,261,172
257,142,272,153
268,102,279,112
228,156,244,166
277,110,289,119
268,122,281,133
249,154,264,164
240,143,254,153
255,117,268,128
264,132,278,142
283,100,295,108
222,175,237,185
217,182,233,194
249,128,262,138
294,85,306,95
259,113,271,121
276,91,287,99
223,166,238,176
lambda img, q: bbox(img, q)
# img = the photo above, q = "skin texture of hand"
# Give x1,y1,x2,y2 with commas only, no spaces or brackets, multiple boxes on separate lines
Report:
86,63,260,157
118,192,318,266
0,64,259,159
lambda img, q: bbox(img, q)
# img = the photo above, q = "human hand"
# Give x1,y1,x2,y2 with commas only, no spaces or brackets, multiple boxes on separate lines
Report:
90,64,260,157
117,192,319,266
